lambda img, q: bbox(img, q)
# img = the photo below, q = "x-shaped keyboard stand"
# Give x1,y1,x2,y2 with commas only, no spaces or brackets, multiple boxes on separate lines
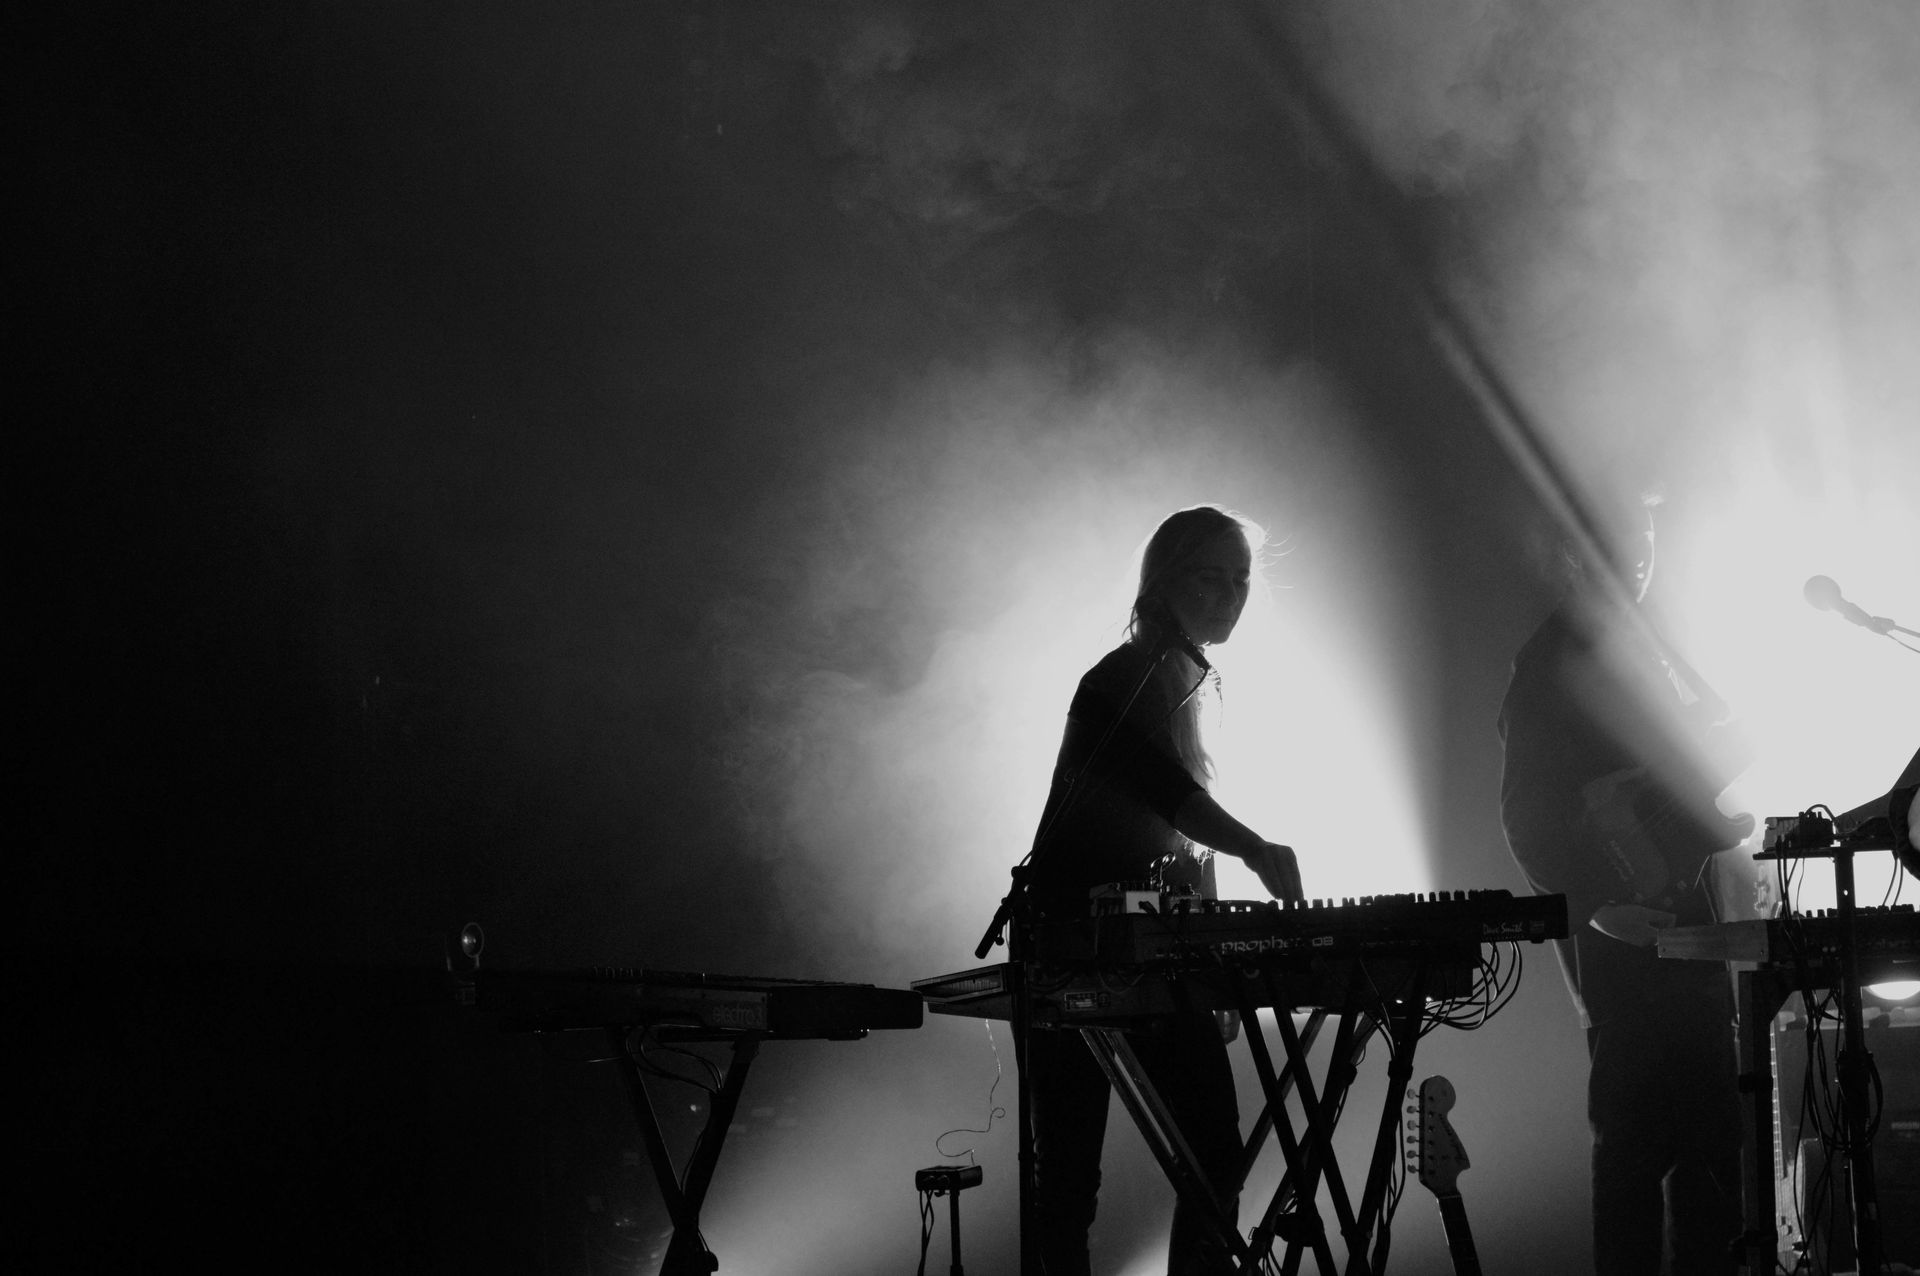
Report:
1080,959,1436,1275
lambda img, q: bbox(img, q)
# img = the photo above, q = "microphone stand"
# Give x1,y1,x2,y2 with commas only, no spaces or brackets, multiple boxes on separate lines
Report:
970,631,1207,1276
971,868,1040,1275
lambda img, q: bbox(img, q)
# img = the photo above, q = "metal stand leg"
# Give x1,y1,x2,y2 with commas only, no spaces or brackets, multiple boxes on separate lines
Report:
947,1189,964,1276
1238,1005,1337,1272
1830,848,1886,1275
609,1028,758,1276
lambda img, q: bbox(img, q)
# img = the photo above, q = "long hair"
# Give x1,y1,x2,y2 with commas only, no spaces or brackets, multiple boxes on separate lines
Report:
1126,504,1264,786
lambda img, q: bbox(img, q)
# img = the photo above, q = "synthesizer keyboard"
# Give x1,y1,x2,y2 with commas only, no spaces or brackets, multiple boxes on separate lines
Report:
916,889,1567,1025
461,967,924,1038
1657,905,1920,983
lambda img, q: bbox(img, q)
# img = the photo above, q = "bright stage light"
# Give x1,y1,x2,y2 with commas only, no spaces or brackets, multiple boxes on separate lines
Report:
1207,571,1432,903
1656,455,1918,915
1867,981,1920,1005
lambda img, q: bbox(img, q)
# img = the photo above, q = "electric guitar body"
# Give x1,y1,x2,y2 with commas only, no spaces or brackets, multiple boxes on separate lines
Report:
1573,612,1760,915
1581,764,1755,914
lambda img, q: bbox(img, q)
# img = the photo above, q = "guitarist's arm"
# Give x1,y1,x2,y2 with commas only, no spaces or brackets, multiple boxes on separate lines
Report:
1589,902,1676,947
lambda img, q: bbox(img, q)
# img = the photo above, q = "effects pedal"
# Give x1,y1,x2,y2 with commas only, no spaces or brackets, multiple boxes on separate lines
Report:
914,1164,983,1193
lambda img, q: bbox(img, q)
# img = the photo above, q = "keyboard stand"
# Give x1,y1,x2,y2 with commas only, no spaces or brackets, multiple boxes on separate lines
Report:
1077,959,1438,1275
608,1027,759,1276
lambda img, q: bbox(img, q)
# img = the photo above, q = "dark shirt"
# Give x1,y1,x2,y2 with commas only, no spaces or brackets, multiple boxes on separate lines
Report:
1028,641,1206,920
1499,605,1736,1026
1895,784,1919,878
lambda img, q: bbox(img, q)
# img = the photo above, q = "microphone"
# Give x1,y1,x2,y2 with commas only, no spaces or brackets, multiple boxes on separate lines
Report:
1803,575,1892,634
1137,596,1211,671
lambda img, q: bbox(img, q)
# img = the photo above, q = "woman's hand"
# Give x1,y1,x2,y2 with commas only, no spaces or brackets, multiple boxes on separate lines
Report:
1246,841,1302,903
1168,792,1303,902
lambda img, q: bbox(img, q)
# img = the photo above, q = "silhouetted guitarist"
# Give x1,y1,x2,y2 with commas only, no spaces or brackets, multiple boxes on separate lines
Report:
1499,585,1748,1276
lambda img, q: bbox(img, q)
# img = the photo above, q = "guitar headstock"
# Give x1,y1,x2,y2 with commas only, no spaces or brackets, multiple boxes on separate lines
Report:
1407,1073,1470,1197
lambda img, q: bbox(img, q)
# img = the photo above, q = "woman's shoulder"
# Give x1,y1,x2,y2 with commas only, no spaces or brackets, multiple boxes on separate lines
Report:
1081,641,1152,688
1075,640,1191,724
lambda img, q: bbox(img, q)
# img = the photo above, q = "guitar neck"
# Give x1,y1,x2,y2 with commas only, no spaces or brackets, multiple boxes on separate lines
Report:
1436,1192,1483,1276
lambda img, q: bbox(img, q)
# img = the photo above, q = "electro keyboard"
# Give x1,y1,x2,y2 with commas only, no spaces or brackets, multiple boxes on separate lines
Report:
916,890,1567,1025
1043,889,1566,966
1657,905,1920,983
461,967,924,1038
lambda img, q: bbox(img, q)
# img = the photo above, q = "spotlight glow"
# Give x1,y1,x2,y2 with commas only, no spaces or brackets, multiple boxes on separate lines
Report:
1659,458,1919,914
1208,572,1432,902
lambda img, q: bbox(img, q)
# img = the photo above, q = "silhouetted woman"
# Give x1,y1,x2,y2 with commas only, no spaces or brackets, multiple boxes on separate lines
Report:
1026,503,1302,1276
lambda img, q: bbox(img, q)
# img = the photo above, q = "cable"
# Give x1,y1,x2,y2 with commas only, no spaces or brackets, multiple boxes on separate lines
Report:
620,1027,723,1095
1419,942,1525,1038
932,1019,1007,1164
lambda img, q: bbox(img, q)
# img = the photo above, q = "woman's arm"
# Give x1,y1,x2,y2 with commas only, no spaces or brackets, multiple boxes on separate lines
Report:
1173,789,1303,901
